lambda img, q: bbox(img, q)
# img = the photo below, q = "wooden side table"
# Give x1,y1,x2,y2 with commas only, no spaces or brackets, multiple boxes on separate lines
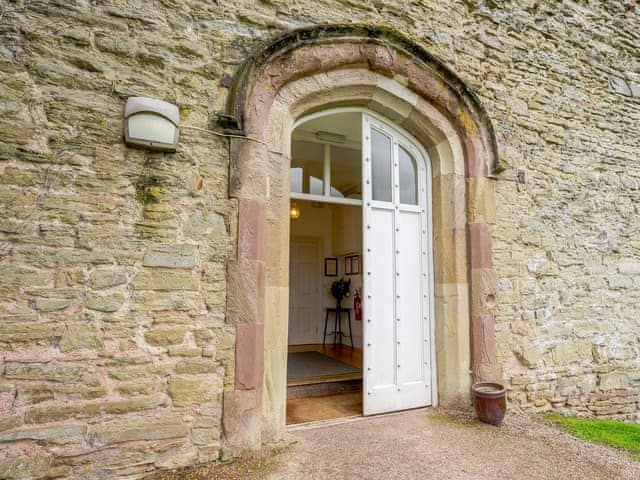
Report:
323,307,353,348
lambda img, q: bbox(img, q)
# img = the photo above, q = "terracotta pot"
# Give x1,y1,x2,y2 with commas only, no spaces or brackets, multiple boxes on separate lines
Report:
471,382,507,426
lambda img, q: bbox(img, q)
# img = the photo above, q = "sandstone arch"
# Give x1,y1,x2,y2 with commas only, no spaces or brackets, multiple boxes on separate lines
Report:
222,24,501,453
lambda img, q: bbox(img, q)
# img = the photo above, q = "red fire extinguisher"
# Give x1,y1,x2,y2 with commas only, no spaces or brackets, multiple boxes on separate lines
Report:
354,289,362,321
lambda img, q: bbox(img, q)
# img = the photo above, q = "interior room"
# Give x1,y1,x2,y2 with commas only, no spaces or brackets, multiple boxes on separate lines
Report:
287,112,364,425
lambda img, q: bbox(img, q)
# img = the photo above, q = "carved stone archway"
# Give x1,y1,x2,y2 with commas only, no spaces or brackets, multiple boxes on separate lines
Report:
222,25,501,454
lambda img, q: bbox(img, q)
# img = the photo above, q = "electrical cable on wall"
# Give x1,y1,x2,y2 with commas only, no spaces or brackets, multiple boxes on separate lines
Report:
181,125,268,146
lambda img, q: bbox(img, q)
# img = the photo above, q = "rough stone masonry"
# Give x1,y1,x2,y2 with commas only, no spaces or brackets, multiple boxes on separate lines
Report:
0,0,639,478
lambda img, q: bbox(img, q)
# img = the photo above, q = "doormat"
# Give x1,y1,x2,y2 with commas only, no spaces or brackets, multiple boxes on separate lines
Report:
287,351,360,381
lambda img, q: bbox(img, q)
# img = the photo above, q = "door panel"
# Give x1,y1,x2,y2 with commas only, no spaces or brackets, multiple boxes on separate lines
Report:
397,210,424,385
362,114,433,415
368,207,396,390
289,239,321,345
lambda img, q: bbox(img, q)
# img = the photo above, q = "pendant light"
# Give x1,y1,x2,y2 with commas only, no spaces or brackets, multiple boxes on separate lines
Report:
290,201,301,220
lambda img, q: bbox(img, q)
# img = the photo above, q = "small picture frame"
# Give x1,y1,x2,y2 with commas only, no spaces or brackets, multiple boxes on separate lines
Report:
345,254,360,275
324,257,338,276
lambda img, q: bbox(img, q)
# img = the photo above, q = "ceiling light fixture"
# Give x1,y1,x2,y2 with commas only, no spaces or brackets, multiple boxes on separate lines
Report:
315,131,346,144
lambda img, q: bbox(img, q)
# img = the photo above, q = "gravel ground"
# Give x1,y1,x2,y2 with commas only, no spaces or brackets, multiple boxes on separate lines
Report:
266,408,640,480
147,453,281,480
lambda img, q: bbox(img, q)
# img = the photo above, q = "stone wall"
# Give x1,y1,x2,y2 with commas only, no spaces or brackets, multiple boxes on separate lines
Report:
479,2,640,418
0,1,238,477
0,0,638,478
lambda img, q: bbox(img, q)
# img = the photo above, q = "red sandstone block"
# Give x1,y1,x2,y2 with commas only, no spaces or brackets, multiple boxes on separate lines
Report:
238,199,266,262
465,136,487,178
471,313,497,366
235,323,264,390
469,223,493,268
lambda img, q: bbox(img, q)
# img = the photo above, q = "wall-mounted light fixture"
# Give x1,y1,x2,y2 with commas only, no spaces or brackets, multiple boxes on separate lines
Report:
124,97,179,152
290,201,301,220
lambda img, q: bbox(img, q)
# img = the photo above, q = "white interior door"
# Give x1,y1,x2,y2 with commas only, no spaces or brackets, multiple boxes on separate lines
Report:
362,114,434,415
288,237,321,345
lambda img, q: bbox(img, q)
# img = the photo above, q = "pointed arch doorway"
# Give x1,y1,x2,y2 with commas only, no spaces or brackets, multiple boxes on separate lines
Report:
287,108,436,417
223,25,501,453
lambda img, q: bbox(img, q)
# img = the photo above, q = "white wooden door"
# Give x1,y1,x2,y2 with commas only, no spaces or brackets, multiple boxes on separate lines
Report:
288,238,321,345
362,114,434,415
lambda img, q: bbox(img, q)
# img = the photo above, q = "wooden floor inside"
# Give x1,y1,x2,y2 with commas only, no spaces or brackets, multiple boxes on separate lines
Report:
286,392,362,425
286,344,363,425
288,344,362,370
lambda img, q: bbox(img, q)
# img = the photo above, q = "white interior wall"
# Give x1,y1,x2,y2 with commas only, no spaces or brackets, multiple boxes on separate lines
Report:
331,204,363,348
289,201,363,347
289,201,333,345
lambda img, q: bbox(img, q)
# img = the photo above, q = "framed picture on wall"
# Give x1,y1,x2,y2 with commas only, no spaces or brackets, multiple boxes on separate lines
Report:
345,254,360,275
324,257,338,276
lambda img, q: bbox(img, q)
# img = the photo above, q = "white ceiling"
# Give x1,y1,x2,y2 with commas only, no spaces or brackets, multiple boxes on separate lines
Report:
295,111,362,144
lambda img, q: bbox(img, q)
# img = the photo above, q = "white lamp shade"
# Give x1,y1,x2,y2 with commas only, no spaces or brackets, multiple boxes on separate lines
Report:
128,113,177,143
124,97,179,152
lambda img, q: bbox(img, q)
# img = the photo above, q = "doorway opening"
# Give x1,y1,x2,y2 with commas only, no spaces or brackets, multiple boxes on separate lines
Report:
287,111,364,425
286,109,435,425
